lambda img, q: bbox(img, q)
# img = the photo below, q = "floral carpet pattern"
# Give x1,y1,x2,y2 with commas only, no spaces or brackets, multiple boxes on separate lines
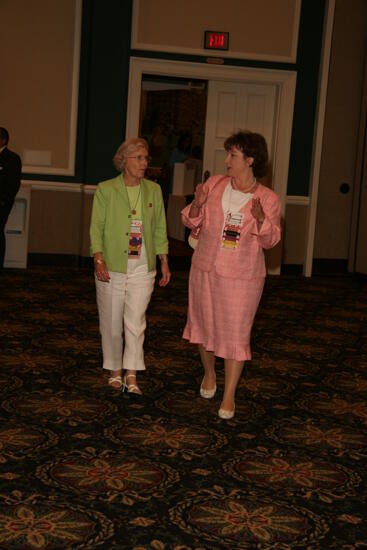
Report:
0,266,367,549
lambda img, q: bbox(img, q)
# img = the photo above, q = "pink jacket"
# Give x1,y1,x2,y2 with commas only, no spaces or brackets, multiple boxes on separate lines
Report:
181,175,281,279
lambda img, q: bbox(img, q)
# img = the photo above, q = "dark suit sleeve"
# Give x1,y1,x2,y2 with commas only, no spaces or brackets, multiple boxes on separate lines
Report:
0,150,22,205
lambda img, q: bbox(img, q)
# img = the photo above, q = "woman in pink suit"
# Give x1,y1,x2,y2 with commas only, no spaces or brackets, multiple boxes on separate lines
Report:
181,131,281,419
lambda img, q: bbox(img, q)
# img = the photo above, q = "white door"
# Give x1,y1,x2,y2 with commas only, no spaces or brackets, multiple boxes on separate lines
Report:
203,80,277,180
203,80,281,273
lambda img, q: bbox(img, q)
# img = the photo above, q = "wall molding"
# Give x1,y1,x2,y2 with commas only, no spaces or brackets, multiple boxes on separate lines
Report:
22,181,83,193
286,195,310,205
83,185,98,195
23,181,309,204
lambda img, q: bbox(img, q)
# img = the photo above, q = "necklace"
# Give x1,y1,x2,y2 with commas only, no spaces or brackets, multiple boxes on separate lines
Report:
126,183,141,215
231,177,257,193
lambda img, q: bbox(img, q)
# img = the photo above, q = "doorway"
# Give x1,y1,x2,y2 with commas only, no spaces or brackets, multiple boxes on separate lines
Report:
140,74,208,206
126,57,297,273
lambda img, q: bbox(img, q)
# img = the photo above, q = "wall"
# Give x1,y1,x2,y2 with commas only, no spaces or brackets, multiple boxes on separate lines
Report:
1,0,79,175
4,0,365,270
133,0,299,61
27,184,83,255
23,185,308,265
314,0,367,260
2,0,322,192
282,203,308,265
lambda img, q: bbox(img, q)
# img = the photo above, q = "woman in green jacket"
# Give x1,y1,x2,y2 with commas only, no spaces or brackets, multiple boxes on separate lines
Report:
90,137,170,394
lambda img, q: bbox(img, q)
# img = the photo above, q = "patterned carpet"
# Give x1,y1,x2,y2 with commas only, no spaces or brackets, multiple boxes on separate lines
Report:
0,266,367,549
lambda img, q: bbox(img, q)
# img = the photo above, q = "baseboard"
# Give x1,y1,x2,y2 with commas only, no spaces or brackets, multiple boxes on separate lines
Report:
281,264,303,275
281,259,349,276
312,258,348,275
25,255,351,276
28,253,82,267
26,253,191,271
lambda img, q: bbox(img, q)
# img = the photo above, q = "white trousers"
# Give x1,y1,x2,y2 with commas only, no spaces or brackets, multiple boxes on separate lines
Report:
95,264,156,372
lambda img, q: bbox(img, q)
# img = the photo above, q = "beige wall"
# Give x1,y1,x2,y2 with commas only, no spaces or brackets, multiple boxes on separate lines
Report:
25,185,306,266
283,204,308,265
25,185,91,258
1,0,79,172
134,0,300,61
4,0,367,268
1,0,297,176
28,187,83,255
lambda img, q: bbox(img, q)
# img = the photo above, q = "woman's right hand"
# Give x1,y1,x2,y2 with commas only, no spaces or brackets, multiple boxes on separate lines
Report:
189,182,209,218
193,183,209,207
94,255,110,282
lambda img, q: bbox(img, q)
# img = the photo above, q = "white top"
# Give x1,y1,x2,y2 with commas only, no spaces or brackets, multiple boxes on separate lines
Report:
221,182,253,214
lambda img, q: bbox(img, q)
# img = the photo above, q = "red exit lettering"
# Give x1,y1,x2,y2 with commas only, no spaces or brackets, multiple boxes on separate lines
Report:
210,33,223,48
205,31,228,50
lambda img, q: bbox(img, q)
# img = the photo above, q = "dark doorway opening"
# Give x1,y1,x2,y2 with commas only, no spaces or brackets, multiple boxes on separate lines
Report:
140,74,207,205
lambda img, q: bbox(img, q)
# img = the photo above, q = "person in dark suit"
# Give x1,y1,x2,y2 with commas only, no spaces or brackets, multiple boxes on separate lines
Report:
0,127,22,268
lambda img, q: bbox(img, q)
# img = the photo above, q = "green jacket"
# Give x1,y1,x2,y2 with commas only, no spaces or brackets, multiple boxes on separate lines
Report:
90,174,169,273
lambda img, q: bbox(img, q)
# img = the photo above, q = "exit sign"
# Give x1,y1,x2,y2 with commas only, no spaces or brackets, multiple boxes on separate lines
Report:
204,31,229,51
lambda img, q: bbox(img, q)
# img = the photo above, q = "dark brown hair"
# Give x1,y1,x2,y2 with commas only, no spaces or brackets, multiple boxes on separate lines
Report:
224,130,268,178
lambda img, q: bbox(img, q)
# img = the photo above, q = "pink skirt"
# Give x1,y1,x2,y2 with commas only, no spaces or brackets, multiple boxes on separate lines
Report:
183,267,264,361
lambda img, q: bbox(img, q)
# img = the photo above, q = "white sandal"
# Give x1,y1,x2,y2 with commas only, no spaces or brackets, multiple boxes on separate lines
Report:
108,375,123,389
122,373,142,395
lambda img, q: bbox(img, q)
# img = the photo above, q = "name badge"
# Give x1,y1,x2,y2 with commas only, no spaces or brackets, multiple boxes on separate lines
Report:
128,219,143,259
221,212,243,250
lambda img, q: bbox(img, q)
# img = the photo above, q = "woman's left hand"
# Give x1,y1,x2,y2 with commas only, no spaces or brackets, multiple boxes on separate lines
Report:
159,260,171,287
251,197,265,224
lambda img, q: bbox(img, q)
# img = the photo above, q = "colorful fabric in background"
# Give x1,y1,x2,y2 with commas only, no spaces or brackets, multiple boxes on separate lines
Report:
0,266,367,548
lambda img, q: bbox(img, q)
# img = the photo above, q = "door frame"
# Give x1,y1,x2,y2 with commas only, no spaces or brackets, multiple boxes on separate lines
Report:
349,26,367,273
126,57,297,222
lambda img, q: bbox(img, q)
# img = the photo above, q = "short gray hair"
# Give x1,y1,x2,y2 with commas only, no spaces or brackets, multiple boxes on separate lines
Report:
113,138,148,172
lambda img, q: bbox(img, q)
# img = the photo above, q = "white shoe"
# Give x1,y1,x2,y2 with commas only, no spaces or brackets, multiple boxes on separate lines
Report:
200,380,216,399
218,406,235,420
